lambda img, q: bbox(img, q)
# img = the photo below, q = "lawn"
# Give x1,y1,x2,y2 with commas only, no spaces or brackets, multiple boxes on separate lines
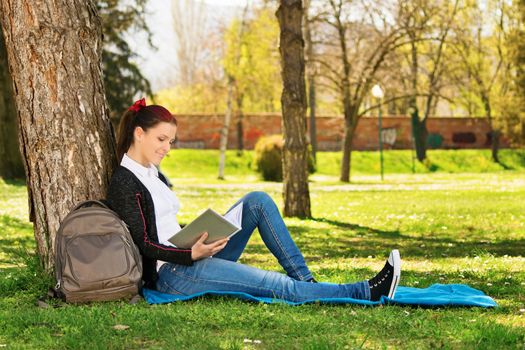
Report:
0,149,524,349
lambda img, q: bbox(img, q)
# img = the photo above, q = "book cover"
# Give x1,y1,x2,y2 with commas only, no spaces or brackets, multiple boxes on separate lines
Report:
168,202,243,249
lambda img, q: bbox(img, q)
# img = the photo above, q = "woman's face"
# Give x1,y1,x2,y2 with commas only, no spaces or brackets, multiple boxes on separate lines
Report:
134,121,177,166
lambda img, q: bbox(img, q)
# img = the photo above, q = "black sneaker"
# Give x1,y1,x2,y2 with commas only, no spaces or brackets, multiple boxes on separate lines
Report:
368,250,401,301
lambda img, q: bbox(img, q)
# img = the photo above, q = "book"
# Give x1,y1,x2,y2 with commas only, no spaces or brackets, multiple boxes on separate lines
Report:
168,202,243,249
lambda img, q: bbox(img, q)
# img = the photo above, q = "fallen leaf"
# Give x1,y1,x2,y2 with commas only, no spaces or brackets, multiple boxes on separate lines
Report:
113,324,130,331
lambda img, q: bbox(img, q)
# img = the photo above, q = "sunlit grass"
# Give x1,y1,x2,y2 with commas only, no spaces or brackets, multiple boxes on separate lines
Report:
1,150,524,349
160,148,525,184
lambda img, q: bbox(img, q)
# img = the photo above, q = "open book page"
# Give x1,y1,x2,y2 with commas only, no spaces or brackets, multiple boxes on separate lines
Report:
223,201,243,228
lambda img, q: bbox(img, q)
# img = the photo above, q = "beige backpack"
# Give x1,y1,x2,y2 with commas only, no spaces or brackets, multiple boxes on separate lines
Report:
54,200,142,303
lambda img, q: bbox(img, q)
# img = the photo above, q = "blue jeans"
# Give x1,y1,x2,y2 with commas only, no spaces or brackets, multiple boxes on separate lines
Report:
156,191,371,302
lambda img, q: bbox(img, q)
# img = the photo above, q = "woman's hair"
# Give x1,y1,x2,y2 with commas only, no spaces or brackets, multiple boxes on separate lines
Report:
116,103,177,162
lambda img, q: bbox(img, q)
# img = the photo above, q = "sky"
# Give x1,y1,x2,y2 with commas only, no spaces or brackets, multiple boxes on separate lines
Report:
128,0,252,91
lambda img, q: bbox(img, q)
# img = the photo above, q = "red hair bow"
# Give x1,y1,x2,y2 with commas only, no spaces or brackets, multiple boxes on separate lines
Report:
128,98,146,112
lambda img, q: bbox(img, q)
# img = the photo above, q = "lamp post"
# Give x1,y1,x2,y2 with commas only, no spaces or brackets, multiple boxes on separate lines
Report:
371,84,384,181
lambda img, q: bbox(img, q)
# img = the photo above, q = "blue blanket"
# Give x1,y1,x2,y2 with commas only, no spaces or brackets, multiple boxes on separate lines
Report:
142,284,497,308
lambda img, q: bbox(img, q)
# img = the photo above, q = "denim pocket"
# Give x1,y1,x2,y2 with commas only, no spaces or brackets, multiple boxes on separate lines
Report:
157,279,183,295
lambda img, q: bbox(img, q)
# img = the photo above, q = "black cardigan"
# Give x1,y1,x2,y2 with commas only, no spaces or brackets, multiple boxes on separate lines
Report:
106,166,193,289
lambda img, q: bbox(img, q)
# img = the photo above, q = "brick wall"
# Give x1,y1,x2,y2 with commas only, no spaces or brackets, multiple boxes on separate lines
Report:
173,114,508,150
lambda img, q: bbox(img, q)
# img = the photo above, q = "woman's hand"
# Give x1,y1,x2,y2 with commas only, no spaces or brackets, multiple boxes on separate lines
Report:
191,232,229,261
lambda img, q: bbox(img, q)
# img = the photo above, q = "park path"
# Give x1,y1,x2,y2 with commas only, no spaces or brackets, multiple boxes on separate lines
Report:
171,173,525,193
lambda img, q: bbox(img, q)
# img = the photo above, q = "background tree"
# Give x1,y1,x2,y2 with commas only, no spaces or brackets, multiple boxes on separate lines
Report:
0,30,24,179
398,0,459,162
303,0,318,162
171,0,207,86
0,0,117,269
449,0,512,163
219,4,250,178
312,0,408,182
155,0,228,114
223,4,251,155
98,0,153,125
498,0,525,146
276,0,311,218
223,6,282,113
223,5,282,154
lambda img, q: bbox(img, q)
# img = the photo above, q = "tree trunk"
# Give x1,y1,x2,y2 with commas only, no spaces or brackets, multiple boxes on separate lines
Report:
235,93,244,156
480,92,500,163
411,108,427,161
303,0,317,162
307,76,317,160
0,30,24,179
333,0,354,183
0,0,117,270
491,130,501,163
408,31,428,162
340,112,357,182
218,77,234,180
276,0,311,218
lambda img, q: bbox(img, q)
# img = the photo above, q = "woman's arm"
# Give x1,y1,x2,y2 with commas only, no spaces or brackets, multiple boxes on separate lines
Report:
107,175,193,265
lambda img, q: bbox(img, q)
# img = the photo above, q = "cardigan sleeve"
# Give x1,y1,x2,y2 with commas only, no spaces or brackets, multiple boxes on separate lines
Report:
107,172,193,266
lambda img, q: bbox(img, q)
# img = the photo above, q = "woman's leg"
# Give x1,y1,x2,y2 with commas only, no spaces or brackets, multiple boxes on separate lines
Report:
213,191,314,281
156,258,370,302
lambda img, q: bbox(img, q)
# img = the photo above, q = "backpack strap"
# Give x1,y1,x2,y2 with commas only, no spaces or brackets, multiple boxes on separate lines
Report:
71,200,110,212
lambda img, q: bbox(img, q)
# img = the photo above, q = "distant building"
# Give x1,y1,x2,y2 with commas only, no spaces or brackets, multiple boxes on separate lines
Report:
173,114,509,151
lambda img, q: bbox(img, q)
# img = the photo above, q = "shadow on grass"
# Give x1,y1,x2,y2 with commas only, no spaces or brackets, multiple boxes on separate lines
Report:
243,216,525,260
495,159,514,170
0,215,35,265
2,178,27,186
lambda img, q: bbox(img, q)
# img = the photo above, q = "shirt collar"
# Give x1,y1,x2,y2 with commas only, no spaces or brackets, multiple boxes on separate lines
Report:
121,153,158,178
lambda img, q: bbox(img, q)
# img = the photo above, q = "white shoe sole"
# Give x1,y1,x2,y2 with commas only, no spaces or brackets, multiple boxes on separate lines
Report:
387,249,401,299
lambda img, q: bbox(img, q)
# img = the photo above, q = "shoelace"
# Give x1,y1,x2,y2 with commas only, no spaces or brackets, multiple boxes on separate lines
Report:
371,270,390,288
369,264,391,289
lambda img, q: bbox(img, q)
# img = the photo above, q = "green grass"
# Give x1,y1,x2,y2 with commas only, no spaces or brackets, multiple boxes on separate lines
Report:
161,148,525,183
1,150,524,349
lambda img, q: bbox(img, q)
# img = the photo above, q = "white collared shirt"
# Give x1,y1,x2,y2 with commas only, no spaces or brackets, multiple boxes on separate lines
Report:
120,153,182,251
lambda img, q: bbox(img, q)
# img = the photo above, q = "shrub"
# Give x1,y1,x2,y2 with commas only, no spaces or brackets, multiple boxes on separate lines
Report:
253,135,316,181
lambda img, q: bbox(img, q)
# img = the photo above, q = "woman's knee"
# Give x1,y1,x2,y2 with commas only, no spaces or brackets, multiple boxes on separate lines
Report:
243,191,273,207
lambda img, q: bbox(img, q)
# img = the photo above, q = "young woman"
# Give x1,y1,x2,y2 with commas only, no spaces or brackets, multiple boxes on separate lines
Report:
107,99,401,303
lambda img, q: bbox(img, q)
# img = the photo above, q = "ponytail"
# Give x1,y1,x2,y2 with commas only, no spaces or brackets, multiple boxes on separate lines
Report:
116,109,137,163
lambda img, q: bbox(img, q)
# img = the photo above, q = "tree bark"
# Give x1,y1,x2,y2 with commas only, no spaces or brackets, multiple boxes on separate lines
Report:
276,0,311,218
0,30,24,179
0,0,117,270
